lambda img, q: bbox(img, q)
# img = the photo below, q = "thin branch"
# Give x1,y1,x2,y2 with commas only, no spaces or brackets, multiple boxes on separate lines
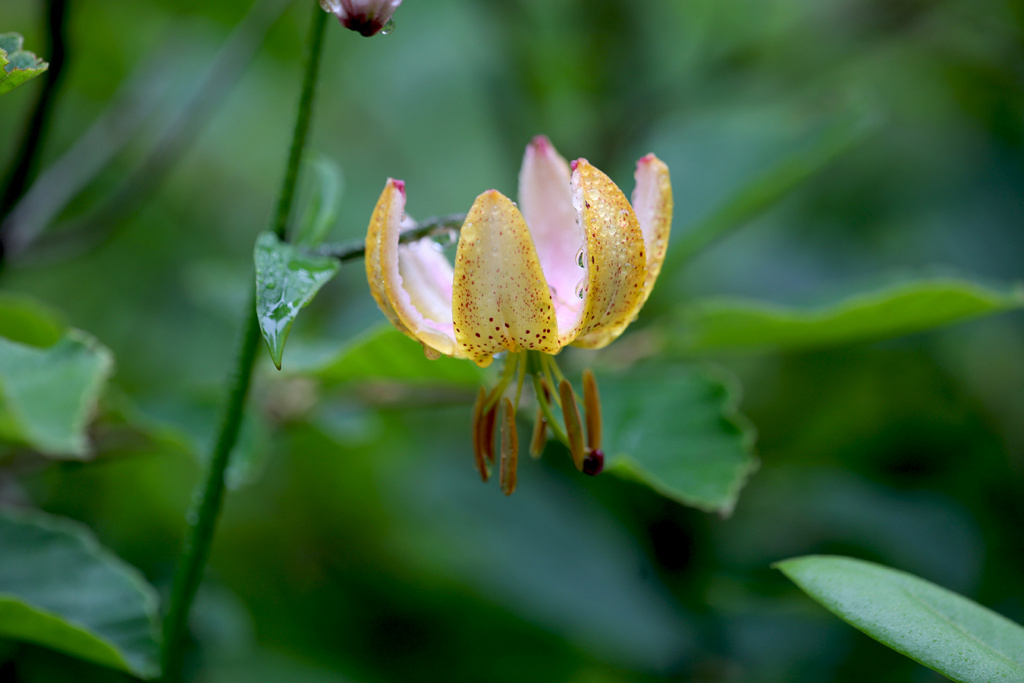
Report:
317,213,466,262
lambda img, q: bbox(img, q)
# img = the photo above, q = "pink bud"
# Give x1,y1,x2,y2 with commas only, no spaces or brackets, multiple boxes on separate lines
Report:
319,0,402,37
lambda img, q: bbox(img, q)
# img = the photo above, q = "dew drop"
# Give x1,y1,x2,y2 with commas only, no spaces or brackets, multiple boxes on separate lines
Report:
380,18,396,35
574,279,587,299
430,227,457,250
575,245,586,268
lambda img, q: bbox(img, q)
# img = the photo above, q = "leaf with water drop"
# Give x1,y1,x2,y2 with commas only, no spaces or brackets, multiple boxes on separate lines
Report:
254,232,340,370
0,33,49,96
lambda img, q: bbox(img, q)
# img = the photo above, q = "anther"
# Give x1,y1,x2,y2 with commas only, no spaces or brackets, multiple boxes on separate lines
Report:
499,397,519,495
582,369,602,452
582,449,604,476
529,406,547,459
558,379,586,472
470,387,490,482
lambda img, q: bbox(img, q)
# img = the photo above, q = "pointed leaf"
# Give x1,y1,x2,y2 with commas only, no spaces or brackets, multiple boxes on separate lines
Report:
600,365,757,514
0,509,162,678
254,231,340,369
0,32,48,96
776,555,1024,683
293,155,343,247
0,330,114,458
675,278,1024,355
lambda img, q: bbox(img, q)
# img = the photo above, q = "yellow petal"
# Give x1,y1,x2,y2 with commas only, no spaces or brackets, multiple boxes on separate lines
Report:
364,179,458,358
452,190,561,367
632,154,672,306
569,160,647,349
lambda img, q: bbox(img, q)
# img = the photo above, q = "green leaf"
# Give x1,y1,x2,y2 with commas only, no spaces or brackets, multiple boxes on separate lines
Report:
254,231,340,370
660,105,879,276
600,365,758,514
0,330,114,458
0,32,48,96
776,555,1024,682
0,509,162,678
0,292,66,348
288,325,484,388
675,278,1024,355
293,155,343,247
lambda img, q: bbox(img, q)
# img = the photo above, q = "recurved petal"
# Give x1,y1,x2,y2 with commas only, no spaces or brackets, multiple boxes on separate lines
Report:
365,179,458,359
569,160,647,349
632,154,672,306
453,190,561,367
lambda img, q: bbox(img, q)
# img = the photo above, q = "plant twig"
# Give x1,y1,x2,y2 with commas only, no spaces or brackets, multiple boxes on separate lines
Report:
316,213,466,262
159,6,328,682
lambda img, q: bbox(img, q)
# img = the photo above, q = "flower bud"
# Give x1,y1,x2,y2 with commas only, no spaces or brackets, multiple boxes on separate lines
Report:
319,0,402,37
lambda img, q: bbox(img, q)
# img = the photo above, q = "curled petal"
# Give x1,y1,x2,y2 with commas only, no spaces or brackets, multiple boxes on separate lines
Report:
453,190,561,367
632,154,673,306
365,179,458,359
569,160,647,349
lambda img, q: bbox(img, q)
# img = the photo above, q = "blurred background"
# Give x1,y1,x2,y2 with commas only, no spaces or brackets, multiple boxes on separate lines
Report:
1,0,1023,680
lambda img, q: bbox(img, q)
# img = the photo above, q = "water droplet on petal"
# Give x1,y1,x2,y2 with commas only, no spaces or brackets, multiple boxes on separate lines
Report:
575,279,587,299
380,18,395,35
575,245,586,268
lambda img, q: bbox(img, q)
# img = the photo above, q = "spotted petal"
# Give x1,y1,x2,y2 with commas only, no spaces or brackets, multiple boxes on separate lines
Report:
453,190,560,367
570,160,647,349
365,179,458,359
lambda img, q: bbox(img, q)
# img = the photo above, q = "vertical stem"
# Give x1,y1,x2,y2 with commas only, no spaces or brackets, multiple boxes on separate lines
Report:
0,0,70,259
159,6,328,682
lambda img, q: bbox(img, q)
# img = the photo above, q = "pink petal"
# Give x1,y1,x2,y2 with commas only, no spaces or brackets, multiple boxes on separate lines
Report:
517,136,586,341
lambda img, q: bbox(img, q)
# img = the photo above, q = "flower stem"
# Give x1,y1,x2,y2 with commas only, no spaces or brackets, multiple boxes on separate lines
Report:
159,6,328,682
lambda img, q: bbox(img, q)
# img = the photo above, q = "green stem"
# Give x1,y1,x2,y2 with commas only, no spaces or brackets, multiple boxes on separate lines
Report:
159,6,328,682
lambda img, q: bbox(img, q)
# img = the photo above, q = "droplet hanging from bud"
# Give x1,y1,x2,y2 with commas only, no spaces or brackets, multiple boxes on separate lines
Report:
380,18,396,35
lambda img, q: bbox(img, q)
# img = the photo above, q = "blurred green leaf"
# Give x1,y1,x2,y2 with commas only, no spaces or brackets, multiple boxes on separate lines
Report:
660,106,879,276
675,278,1024,355
0,293,66,348
776,555,1024,682
600,365,757,514
289,325,484,387
0,32,48,95
254,232,340,370
0,509,162,679
0,330,114,458
293,155,343,247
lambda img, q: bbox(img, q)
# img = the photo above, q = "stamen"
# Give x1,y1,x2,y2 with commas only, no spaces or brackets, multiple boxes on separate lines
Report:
471,387,489,481
499,397,519,495
481,402,498,466
582,368,602,451
559,379,586,471
529,406,547,459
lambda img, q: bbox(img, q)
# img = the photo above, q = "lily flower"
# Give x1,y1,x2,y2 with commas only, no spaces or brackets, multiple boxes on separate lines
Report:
319,0,402,37
365,137,672,493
